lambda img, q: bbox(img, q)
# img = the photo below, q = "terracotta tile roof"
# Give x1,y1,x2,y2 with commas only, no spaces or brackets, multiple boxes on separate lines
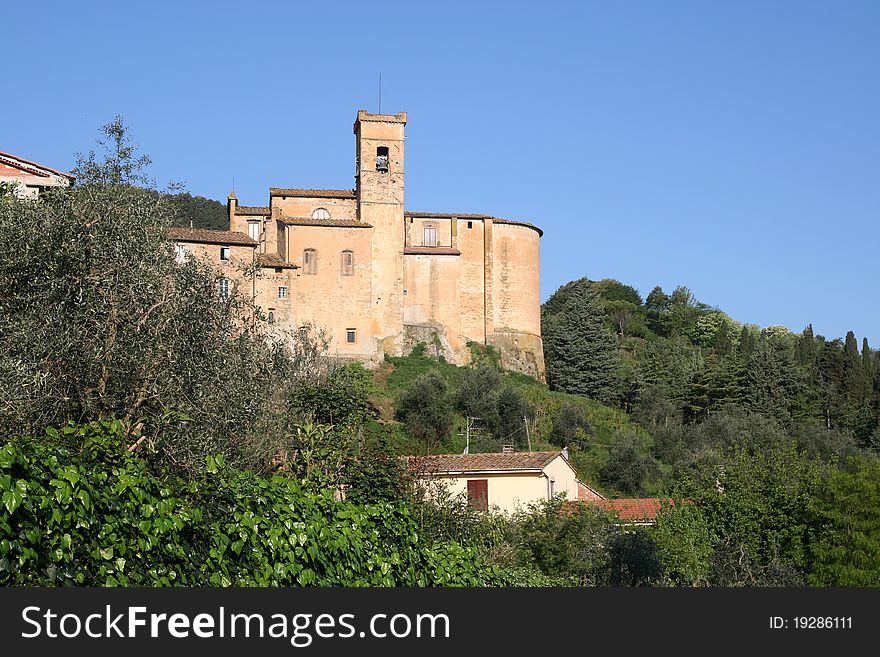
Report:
405,451,562,474
404,211,543,237
281,217,372,228
403,246,461,256
236,205,270,216
405,211,487,219
0,150,75,180
168,227,257,246
590,498,671,523
270,188,356,199
257,253,297,269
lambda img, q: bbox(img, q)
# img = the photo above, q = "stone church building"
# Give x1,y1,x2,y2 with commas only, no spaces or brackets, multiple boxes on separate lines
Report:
170,110,545,378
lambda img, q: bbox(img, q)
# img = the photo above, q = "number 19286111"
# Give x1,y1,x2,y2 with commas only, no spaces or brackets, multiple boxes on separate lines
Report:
770,616,853,629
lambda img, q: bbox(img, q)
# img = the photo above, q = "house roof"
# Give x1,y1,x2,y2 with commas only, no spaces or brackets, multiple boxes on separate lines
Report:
403,246,461,256
270,188,356,199
281,216,372,228
236,205,270,216
406,451,562,474
591,498,671,523
257,253,297,269
0,150,75,181
404,211,543,237
168,227,257,246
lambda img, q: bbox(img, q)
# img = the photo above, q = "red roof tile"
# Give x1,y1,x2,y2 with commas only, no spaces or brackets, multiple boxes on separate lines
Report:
405,451,562,474
168,227,257,246
257,253,297,269
236,205,270,215
591,498,671,523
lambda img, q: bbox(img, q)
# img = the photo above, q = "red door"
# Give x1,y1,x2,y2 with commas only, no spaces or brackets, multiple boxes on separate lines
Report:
467,479,488,512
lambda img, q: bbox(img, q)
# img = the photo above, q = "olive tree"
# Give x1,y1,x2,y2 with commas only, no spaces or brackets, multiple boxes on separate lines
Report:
0,118,330,475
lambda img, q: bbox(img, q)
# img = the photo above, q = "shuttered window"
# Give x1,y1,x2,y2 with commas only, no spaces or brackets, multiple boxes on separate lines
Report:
466,479,488,512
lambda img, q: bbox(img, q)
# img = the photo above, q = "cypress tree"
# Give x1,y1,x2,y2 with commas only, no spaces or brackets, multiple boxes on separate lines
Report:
862,337,875,387
843,331,870,406
715,321,733,358
796,324,818,366
739,326,755,360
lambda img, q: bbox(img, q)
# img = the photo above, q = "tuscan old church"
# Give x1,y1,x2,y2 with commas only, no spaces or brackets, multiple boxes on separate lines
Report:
169,110,545,378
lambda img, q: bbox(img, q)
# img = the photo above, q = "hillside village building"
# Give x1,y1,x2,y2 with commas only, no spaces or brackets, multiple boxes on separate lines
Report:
0,150,73,199
171,110,545,377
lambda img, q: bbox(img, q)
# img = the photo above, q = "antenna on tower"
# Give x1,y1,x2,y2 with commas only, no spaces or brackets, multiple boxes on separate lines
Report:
378,72,382,114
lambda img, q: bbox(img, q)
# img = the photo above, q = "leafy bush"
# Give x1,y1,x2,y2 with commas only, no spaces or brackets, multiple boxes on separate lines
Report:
395,371,453,450
0,421,500,587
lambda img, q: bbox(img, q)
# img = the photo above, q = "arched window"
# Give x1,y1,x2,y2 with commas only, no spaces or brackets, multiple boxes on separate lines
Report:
311,208,331,220
341,250,354,276
267,310,275,324
303,248,317,274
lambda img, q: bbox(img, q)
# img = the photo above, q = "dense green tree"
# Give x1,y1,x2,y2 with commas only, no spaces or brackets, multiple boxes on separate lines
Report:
843,331,871,407
644,286,670,337
738,325,756,359
654,500,713,586
395,371,454,450
549,401,592,448
807,455,880,584
508,497,617,586
602,530,663,587
592,278,643,306
166,192,229,230
715,319,734,357
495,387,535,448
542,284,619,402
675,446,826,581
453,362,502,427
0,120,327,476
600,434,661,495
745,338,804,424
862,337,875,387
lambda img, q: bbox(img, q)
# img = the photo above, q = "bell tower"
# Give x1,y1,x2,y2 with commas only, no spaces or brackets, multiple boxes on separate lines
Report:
354,110,407,357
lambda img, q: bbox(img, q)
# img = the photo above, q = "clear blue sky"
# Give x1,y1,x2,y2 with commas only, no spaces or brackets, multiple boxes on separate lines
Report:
5,1,878,345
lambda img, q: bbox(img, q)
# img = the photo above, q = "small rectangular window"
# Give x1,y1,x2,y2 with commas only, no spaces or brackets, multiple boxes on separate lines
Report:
467,221,473,229
303,249,317,275
467,480,489,512
218,278,230,298
342,250,354,275
346,328,357,344
424,225,437,247
278,286,288,299
220,246,231,261
376,146,389,172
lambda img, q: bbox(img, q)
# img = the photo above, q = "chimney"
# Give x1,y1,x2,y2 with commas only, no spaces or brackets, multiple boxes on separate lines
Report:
227,191,237,229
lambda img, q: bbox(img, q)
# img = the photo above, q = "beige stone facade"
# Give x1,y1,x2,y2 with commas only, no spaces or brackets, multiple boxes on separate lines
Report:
172,110,545,378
